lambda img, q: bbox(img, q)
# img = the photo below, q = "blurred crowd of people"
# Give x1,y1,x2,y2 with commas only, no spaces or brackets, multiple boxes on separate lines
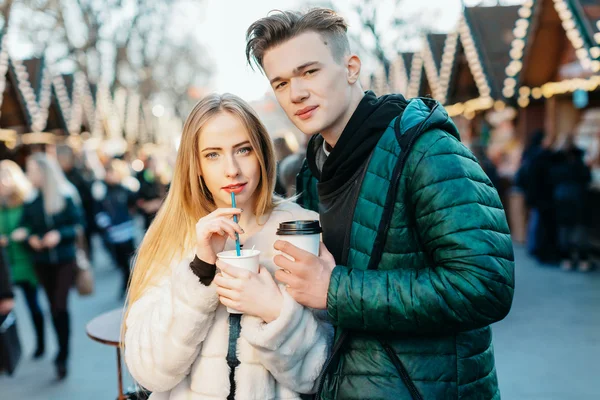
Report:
515,130,594,271
0,143,170,379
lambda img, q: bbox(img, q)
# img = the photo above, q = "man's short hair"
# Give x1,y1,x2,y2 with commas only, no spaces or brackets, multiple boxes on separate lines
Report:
246,8,350,70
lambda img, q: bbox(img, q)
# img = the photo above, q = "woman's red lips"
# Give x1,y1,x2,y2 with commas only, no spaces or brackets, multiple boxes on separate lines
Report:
222,183,247,194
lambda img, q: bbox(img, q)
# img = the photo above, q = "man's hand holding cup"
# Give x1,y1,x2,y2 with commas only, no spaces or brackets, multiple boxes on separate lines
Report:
273,240,336,310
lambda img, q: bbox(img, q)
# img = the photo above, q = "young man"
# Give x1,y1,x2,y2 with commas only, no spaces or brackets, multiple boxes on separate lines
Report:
246,8,515,400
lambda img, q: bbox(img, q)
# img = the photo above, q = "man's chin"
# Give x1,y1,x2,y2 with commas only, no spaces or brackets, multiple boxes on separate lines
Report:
292,119,324,136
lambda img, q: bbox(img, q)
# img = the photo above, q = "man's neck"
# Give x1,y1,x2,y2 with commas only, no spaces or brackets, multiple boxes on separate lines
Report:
320,88,365,149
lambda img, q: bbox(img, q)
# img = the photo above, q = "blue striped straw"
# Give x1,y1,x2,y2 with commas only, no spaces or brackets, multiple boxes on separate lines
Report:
230,192,241,256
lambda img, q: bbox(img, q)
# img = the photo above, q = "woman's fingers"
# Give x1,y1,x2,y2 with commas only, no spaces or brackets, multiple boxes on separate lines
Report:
218,217,244,235
215,286,239,301
212,220,237,240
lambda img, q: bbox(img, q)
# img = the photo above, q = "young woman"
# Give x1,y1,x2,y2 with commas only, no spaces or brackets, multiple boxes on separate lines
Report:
0,160,46,359
19,153,83,380
123,93,332,400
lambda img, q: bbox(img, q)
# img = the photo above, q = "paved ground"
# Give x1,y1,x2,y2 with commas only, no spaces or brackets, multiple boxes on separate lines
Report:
2,241,599,399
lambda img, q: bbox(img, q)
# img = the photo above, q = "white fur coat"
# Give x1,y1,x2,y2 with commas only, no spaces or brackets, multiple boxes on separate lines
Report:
125,202,333,400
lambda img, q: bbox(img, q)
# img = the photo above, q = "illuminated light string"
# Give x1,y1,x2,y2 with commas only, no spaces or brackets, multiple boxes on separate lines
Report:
456,17,492,100
97,82,123,139
69,74,85,134
436,16,492,108
389,55,409,95
11,58,54,132
0,34,11,119
52,74,72,130
437,31,459,104
420,36,444,101
445,96,495,118
515,75,600,108
125,91,141,143
407,53,423,99
75,73,99,136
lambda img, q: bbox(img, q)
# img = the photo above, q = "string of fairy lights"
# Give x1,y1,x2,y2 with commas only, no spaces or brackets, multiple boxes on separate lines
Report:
406,53,424,99
369,0,600,119
389,55,409,95
504,0,600,109
0,30,159,147
421,35,444,101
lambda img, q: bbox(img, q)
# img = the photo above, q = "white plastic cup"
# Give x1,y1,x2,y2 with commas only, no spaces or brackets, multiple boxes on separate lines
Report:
216,249,261,314
276,220,322,257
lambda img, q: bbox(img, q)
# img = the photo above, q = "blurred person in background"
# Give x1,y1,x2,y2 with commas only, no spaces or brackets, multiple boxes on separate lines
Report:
56,144,96,260
549,134,592,271
19,153,84,380
0,244,14,315
471,141,501,190
92,159,139,297
272,137,293,196
516,130,558,263
0,160,46,359
136,155,167,230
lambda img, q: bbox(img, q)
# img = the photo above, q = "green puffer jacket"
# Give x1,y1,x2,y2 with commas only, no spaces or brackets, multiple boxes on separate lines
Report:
297,98,514,399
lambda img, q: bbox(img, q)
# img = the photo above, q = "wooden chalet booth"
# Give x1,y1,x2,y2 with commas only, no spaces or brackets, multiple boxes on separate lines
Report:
501,0,600,249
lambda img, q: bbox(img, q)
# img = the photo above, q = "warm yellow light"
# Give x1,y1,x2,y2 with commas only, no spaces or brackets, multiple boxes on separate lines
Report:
513,39,525,50
532,88,543,99
518,7,532,18
519,86,531,96
562,20,575,30
465,111,475,120
494,101,506,111
503,87,515,98
504,78,517,88
510,48,523,60
511,60,523,72
518,97,530,108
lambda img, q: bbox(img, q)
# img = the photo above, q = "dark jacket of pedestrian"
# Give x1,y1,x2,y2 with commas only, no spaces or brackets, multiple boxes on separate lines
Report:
549,146,591,225
0,246,12,302
20,193,83,265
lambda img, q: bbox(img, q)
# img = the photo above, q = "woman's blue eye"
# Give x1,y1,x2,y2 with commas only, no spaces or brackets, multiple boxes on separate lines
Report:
205,152,218,159
237,147,252,155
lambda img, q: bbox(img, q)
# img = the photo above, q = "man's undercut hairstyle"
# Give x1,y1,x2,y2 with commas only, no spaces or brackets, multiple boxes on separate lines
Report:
246,8,350,70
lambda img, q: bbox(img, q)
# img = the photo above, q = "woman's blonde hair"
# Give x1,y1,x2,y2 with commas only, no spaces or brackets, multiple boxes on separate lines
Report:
0,160,33,206
28,152,81,215
123,93,278,340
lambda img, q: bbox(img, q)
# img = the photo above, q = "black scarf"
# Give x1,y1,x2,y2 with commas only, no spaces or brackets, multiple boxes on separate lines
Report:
306,91,408,194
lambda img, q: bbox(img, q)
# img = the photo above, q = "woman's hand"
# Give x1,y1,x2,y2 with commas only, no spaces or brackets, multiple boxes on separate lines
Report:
10,228,28,242
195,208,243,264
42,230,61,249
214,263,283,323
28,235,44,251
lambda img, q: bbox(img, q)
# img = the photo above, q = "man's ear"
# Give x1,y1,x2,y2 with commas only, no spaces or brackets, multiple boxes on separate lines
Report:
346,54,361,84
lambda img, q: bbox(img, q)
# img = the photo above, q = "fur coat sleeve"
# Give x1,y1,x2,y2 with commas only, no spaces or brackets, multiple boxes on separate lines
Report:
124,255,219,393
241,286,334,394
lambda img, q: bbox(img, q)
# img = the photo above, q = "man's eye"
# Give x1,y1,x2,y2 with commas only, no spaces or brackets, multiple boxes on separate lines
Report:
276,82,287,90
305,69,318,76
